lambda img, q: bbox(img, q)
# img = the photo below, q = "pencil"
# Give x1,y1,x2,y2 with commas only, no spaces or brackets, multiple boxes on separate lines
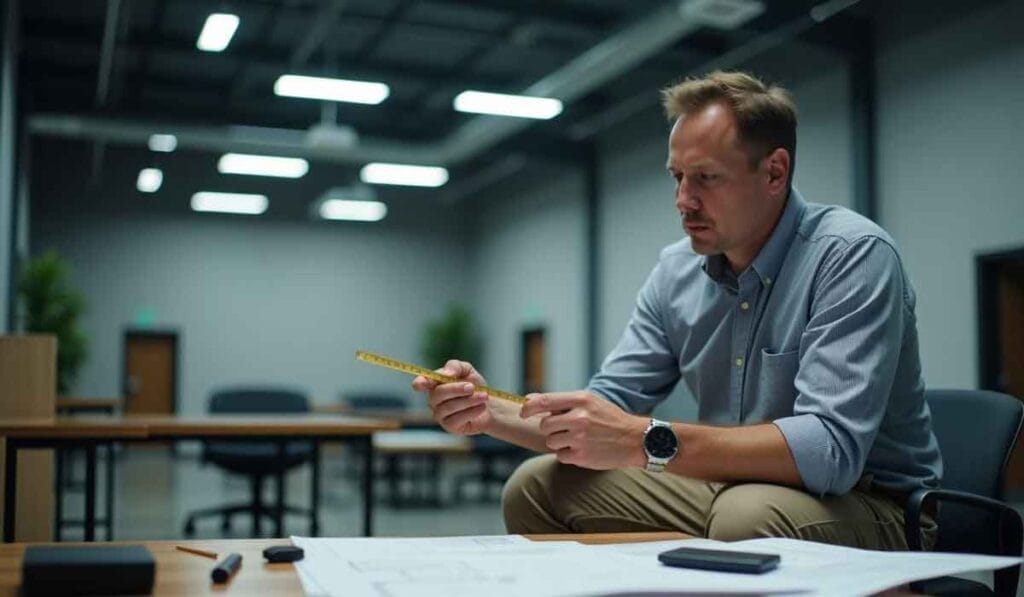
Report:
175,545,218,559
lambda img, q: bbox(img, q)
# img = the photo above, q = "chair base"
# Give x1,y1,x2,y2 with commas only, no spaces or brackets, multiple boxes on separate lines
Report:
911,576,994,596
182,502,315,537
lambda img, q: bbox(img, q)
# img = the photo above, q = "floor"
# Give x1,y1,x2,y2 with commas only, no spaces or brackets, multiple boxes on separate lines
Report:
54,446,1019,594
57,445,510,541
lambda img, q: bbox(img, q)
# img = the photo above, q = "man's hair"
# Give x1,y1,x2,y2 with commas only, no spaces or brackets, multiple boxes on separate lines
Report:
661,71,797,188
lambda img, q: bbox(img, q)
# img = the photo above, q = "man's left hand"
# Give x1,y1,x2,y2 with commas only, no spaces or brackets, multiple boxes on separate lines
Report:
520,391,648,470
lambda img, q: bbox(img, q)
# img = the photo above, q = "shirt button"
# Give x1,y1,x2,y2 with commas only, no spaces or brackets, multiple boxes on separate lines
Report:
735,357,744,367
740,301,750,311
765,277,772,286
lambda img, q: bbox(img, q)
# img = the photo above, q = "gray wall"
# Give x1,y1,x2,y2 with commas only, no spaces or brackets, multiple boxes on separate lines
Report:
467,165,587,393
877,0,1024,389
34,213,467,414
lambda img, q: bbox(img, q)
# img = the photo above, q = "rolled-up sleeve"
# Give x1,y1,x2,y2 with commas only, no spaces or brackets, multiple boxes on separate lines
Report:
588,261,680,414
774,237,907,495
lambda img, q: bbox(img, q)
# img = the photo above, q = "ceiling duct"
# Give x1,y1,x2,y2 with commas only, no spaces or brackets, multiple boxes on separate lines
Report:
29,0,764,168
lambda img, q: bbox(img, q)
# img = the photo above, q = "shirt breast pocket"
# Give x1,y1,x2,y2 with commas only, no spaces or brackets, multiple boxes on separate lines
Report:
758,348,800,402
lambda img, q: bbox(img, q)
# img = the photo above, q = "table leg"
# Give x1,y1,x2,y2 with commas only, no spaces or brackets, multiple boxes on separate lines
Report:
105,443,115,541
55,447,64,541
362,436,374,537
310,443,320,536
3,441,17,542
275,441,285,537
84,444,97,542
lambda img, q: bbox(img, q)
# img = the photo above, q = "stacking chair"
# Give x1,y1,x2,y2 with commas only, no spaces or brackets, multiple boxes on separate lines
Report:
904,389,1024,596
182,387,317,537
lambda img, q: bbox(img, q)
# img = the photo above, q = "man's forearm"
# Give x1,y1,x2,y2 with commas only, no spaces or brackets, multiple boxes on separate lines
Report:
663,422,803,487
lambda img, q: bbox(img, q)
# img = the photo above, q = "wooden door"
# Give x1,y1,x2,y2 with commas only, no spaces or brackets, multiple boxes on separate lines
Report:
123,331,177,415
521,327,546,395
996,263,1024,489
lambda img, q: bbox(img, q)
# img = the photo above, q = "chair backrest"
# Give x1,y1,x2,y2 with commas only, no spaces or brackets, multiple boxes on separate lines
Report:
343,393,407,411
926,389,1023,552
209,387,309,414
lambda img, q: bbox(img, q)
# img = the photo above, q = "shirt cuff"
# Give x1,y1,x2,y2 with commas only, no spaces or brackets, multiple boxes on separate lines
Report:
773,414,833,496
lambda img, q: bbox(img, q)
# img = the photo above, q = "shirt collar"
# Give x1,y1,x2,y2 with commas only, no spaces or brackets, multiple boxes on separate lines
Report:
701,188,806,289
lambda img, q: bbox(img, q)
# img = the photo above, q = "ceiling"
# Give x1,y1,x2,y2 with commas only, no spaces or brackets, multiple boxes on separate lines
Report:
19,0,865,216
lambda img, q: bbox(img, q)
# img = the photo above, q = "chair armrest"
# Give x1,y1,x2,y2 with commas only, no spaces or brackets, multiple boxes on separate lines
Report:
904,488,1023,597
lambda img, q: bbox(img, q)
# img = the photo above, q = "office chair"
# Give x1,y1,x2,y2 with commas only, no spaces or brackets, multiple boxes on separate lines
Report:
182,387,317,537
904,389,1024,596
452,435,530,502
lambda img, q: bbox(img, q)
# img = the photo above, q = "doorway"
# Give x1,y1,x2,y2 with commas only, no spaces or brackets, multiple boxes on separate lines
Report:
977,247,1024,491
521,327,546,395
122,330,178,415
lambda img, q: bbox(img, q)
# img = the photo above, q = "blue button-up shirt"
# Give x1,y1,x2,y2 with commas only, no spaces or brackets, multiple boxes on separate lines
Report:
588,189,942,496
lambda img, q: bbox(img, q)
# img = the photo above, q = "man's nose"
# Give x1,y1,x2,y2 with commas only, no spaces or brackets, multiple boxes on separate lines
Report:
676,183,701,212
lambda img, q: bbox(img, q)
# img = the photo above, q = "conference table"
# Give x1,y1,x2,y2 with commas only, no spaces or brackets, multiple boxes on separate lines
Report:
0,533,918,596
0,414,400,542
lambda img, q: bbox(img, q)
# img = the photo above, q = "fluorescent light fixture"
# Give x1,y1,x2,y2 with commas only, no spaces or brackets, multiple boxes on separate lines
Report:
453,90,563,120
274,75,389,105
147,134,177,153
136,168,162,193
360,163,449,187
217,153,309,178
197,13,239,52
319,199,388,222
191,192,268,215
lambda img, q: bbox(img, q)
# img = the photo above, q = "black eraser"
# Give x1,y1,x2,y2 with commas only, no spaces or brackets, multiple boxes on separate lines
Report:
263,545,304,563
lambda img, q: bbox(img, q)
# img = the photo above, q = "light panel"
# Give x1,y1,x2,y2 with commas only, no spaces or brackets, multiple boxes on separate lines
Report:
136,168,162,193
319,199,388,222
147,134,177,153
274,75,389,105
191,192,268,215
196,13,239,52
453,90,563,120
217,153,309,178
360,163,448,187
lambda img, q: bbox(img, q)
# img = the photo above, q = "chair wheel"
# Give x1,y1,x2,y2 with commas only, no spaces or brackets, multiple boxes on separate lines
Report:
183,519,196,537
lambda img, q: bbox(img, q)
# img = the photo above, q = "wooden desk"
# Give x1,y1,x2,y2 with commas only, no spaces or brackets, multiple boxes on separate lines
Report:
0,415,400,542
55,397,122,414
0,533,919,597
313,404,439,428
0,533,682,597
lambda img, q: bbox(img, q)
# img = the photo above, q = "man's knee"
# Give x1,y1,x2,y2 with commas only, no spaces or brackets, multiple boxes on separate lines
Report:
501,454,562,533
705,484,797,541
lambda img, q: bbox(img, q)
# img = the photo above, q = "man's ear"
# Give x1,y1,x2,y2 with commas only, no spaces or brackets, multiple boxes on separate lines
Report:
765,147,790,195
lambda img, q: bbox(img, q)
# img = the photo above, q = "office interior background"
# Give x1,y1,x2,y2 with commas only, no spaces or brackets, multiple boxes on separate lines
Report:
1,0,1023,554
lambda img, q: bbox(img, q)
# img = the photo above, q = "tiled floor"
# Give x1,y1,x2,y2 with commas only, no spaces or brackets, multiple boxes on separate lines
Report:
55,446,1020,594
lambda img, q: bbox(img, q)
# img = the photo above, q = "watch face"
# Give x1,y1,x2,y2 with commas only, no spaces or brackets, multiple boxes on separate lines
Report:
644,425,678,459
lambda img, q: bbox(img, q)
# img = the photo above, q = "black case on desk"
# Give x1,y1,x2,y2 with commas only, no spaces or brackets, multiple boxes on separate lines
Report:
22,544,155,596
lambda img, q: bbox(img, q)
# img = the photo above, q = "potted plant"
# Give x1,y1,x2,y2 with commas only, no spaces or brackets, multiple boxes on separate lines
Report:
420,304,479,369
18,250,88,394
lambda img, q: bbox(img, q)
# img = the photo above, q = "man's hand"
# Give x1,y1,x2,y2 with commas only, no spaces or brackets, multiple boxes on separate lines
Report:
519,391,648,470
412,360,491,436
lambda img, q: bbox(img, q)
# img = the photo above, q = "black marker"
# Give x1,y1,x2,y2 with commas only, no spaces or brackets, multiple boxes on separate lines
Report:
211,552,242,583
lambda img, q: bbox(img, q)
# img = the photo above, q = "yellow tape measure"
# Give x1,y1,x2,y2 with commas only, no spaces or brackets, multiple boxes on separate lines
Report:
355,350,529,405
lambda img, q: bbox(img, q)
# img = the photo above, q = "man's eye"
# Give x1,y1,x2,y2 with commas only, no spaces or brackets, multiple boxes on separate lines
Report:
699,172,717,182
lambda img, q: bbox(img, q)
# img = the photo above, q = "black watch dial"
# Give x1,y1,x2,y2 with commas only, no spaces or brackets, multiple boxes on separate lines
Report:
644,425,678,459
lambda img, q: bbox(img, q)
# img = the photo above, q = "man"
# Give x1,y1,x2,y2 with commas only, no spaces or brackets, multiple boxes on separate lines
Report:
413,71,940,550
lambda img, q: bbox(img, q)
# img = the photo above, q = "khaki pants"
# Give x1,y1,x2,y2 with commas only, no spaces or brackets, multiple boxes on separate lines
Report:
502,455,936,550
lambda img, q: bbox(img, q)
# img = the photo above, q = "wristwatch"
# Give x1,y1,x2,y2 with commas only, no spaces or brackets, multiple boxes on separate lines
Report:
642,418,679,473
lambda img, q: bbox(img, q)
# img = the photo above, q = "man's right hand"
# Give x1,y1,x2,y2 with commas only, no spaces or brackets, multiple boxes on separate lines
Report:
412,359,492,435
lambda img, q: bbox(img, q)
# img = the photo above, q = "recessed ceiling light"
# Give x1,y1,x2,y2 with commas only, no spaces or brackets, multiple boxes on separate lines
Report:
453,91,563,120
147,134,177,153
191,192,268,215
359,163,449,187
136,168,162,193
196,13,239,52
217,153,309,178
274,75,389,105
319,199,388,222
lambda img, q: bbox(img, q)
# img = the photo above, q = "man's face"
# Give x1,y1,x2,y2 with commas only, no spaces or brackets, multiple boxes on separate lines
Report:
666,102,788,272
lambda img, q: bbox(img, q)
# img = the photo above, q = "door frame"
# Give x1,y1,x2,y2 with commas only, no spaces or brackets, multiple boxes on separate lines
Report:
976,246,1024,391
520,326,546,396
122,329,180,414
